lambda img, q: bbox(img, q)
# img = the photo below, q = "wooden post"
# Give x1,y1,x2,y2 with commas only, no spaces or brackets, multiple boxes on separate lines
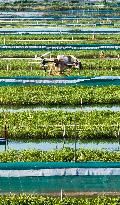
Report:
4,124,8,151
80,97,83,105
62,124,65,148
4,124,8,140
31,66,33,71
5,140,7,151
3,37,5,45
7,65,9,71
92,34,95,40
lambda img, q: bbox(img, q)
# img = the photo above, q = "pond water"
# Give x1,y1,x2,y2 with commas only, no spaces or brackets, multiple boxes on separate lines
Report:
0,27,120,34
0,139,120,152
0,104,120,113
0,10,118,15
2,23,118,28
0,16,120,20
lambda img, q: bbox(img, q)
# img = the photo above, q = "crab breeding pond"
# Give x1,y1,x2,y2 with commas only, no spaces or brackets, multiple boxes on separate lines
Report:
0,0,120,196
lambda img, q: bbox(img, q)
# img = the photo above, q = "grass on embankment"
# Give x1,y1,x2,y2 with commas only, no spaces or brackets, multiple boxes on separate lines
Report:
0,49,119,58
0,69,120,77
1,110,120,140
0,195,120,204
1,195,120,204
0,148,120,162
0,59,120,71
0,86,119,106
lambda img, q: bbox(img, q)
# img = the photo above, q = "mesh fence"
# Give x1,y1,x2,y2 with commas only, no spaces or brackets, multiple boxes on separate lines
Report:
0,175,120,193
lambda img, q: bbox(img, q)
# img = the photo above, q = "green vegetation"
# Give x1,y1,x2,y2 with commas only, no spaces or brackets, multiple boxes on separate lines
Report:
1,22,120,29
2,34,120,41
0,0,120,198
0,148,120,162
2,33,120,45
0,69,120,77
5,40,120,45
0,195,119,204
0,49,119,59
0,86,119,106
4,41,120,46
0,0,119,12
0,59,119,71
1,110,120,140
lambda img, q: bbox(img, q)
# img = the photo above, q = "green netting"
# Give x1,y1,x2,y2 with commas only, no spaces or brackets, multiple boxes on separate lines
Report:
0,76,119,86
0,176,120,193
0,162,120,170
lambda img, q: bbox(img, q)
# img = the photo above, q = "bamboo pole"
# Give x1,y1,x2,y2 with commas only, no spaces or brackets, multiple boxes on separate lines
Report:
62,124,66,148
3,37,5,45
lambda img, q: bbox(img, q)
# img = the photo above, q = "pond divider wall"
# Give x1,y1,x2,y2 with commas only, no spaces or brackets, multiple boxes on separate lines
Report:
0,162,120,193
0,76,120,86
0,162,120,177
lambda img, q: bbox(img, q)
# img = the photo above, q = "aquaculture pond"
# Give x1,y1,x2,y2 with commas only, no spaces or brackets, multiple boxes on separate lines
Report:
0,0,120,196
